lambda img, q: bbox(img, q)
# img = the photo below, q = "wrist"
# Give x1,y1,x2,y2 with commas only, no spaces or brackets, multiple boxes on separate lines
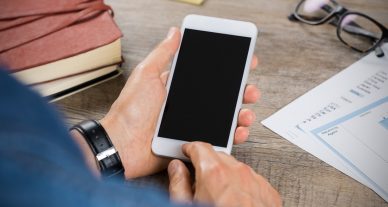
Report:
70,129,101,177
100,113,169,179
99,115,128,165
71,120,124,178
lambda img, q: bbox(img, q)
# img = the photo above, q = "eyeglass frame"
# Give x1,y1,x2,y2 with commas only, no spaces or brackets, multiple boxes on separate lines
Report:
289,0,388,57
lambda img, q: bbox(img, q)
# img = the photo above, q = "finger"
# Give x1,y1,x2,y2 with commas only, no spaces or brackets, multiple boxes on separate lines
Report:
160,71,170,85
136,27,181,75
238,108,256,127
233,126,250,144
168,159,193,204
182,142,219,170
250,55,258,70
243,84,260,104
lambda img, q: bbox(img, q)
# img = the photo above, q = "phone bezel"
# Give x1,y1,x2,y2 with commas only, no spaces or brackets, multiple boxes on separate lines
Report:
152,14,258,160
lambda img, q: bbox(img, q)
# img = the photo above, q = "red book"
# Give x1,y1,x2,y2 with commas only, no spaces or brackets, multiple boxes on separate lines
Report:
0,0,121,72
0,0,93,19
0,0,123,100
0,11,122,72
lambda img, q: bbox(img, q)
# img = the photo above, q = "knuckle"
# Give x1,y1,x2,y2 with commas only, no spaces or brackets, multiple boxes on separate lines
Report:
161,44,175,59
236,162,252,175
190,141,202,148
202,142,213,149
154,43,174,64
204,162,225,179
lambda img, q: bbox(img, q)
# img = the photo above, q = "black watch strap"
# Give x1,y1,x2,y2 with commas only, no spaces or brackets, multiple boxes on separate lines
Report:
71,120,124,178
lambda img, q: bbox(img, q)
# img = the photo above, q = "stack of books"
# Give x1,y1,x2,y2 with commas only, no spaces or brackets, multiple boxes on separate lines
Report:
0,0,123,101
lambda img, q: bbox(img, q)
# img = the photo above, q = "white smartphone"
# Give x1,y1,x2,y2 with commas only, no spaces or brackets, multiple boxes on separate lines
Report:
152,14,258,160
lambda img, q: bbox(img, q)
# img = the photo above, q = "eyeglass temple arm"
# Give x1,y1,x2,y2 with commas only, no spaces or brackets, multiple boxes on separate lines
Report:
342,23,380,41
288,13,325,22
341,23,385,57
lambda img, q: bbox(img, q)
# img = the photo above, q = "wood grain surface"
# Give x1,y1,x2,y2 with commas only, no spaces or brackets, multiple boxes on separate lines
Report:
56,0,388,206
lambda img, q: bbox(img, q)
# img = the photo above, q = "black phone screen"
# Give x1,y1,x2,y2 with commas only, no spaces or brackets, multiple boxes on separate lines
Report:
158,29,251,147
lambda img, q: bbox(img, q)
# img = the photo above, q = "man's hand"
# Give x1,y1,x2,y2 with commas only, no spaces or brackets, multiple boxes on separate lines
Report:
100,27,260,179
168,142,282,207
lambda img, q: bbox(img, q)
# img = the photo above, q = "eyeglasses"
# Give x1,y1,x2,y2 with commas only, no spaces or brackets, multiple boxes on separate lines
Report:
288,0,388,57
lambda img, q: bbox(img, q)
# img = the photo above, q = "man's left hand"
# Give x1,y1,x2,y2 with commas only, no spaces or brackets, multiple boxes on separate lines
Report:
100,27,260,179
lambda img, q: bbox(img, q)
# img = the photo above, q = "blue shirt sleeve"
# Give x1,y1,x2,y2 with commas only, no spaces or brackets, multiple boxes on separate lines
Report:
0,68,188,207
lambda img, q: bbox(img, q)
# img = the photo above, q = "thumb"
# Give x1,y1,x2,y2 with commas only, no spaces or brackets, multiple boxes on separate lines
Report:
168,159,193,204
136,27,181,76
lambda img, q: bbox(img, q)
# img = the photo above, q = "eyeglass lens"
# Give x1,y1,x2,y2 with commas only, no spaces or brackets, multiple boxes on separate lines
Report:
339,14,383,52
296,0,337,23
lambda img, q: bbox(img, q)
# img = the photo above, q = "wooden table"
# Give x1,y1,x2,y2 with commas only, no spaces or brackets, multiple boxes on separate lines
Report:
56,0,388,206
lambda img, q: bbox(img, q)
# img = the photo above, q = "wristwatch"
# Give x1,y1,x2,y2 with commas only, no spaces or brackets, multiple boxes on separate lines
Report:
71,120,124,178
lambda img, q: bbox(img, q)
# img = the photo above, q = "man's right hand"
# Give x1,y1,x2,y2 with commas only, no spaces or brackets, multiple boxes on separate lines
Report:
167,142,282,207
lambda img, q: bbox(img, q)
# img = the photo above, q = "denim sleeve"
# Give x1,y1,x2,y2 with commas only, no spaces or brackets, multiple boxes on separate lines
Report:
0,68,189,207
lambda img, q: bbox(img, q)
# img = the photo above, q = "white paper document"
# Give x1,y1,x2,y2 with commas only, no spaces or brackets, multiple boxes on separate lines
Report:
262,43,388,201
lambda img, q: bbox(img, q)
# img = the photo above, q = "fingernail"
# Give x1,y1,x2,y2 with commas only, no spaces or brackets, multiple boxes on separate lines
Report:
247,113,253,122
254,89,260,101
167,27,175,39
249,113,256,122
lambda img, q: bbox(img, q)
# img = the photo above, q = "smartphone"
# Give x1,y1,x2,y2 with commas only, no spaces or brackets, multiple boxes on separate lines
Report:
152,15,258,160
